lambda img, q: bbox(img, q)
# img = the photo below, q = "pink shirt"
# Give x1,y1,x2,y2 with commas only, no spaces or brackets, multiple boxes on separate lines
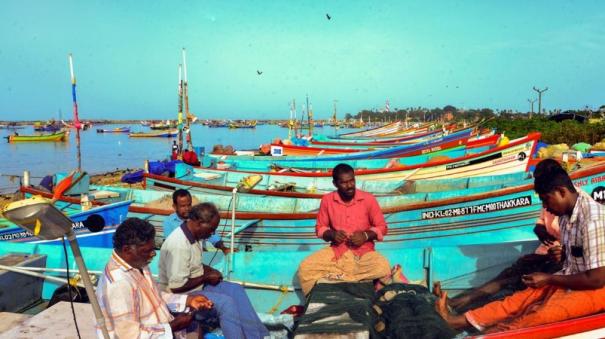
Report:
316,189,388,259
534,208,561,255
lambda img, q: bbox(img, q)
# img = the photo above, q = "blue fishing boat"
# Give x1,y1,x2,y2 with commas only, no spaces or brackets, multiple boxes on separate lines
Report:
96,126,130,133
0,198,132,247
169,133,538,196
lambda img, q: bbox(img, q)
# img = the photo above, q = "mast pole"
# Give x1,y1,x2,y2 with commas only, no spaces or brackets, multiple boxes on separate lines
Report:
68,54,82,172
182,48,192,150
306,94,310,136
177,64,184,159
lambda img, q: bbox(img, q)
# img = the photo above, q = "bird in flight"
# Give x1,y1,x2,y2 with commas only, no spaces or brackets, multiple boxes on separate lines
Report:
326,13,331,20
257,70,263,75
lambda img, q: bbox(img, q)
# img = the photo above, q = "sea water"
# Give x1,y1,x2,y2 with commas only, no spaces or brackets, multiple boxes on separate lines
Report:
0,124,356,193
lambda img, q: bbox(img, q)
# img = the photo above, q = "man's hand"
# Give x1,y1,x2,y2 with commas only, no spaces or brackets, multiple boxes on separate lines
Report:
522,272,552,288
221,247,238,254
349,231,368,247
169,313,193,332
323,230,348,244
548,245,565,263
186,295,213,310
534,224,557,246
203,268,223,286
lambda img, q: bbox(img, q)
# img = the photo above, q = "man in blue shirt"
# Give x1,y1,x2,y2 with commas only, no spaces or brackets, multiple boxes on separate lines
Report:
163,189,234,254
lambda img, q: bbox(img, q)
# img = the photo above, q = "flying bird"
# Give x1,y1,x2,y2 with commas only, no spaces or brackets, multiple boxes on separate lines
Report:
257,70,263,75
326,13,331,20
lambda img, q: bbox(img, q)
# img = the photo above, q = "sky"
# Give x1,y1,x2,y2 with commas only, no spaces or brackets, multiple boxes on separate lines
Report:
1,1,604,121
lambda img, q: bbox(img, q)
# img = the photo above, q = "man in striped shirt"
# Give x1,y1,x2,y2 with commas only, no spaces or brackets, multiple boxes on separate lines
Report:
435,159,605,333
96,218,212,338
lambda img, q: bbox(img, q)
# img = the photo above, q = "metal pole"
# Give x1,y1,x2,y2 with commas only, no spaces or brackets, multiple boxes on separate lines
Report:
527,98,536,119
533,86,548,115
229,188,237,278
23,170,30,187
66,231,110,339
68,54,82,172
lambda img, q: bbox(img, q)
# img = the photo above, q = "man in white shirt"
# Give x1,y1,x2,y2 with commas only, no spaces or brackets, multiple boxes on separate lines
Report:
159,203,269,339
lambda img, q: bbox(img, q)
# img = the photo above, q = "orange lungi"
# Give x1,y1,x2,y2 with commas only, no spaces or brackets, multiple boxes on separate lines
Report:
297,247,391,296
465,284,605,332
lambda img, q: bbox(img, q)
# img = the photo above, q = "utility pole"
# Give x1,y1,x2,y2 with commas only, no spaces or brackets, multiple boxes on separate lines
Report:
527,98,537,119
533,86,548,115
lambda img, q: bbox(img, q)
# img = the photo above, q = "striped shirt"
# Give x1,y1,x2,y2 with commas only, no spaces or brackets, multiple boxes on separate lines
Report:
96,251,188,338
558,190,605,275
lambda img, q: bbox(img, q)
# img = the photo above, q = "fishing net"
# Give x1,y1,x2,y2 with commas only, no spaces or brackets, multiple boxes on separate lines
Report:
375,283,457,339
294,282,379,337
294,282,458,338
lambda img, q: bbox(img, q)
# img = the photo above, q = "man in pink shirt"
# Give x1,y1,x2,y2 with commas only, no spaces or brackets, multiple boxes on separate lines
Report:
297,163,391,295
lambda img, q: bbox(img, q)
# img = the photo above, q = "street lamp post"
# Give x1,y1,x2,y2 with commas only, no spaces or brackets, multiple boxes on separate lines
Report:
527,98,537,118
533,86,548,115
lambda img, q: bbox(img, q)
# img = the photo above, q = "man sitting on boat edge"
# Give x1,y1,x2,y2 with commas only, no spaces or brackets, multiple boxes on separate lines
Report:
445,159,563,313
96,218,213,338
434,159,605,333
297,163,392,296
159,202,269,339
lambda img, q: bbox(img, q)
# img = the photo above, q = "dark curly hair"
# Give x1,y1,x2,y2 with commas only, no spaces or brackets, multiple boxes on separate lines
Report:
172,189,192,205
332,163,354,182
113,218,156,250
534,159,576,195
189,202,219,224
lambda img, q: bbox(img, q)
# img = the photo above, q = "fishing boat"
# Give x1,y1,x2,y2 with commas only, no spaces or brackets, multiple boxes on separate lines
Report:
229,120,257,129
6,130,67,143
271,128,477,157
161,133,538,196
62,119,92,130
33,120,62,132
149,120,176,130
3,237,605,338
129,129,178,138
96,126,130,133
0,198,132,247
17,162,605,323
208,121,229,128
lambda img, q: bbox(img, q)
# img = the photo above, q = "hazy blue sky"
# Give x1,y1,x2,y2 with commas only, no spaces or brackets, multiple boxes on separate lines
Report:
1,1,604,120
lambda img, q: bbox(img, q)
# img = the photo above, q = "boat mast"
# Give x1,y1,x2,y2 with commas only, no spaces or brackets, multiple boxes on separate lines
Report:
308,103,314,136
288,99,294,139
177,64,184,159
182,48,193,151
306,94,311,136
68,53,82,172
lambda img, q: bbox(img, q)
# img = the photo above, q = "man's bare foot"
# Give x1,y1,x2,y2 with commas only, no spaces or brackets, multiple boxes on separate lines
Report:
434,281,470,330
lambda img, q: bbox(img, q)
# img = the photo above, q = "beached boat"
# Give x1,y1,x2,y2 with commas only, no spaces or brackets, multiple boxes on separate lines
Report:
3,237,605,338
75,171,533,218
96,126,130,133
0,199,131,247
270,128,477,157
6,130,67,143
180,133,539,195
16,162,605,328
129,129,177,138
339,121,402,137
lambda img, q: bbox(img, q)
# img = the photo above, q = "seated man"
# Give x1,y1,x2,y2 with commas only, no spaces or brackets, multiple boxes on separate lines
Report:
96,217,213,338
297,163,391,296
445,207,561,312
435,159,605,333
159,202,269,339
163,189,233,254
